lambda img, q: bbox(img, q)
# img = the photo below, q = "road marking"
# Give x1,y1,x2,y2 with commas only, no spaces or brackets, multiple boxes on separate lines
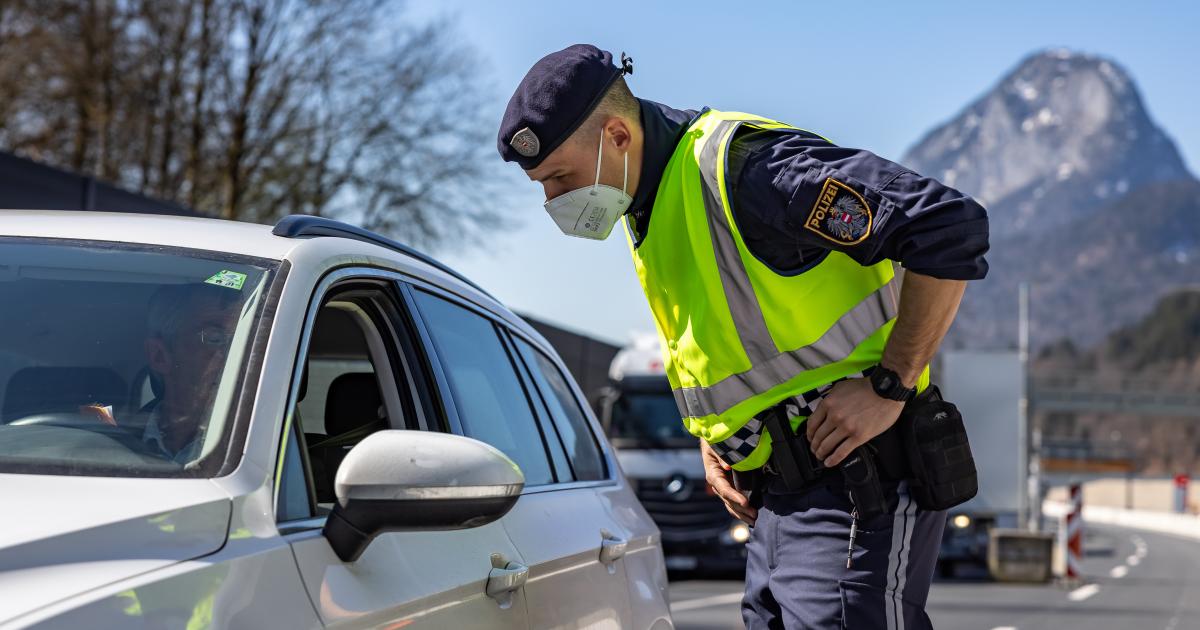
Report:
1068,584,1101,602
670,592,744,613
990,627,1018,630
1132,535,1147,558
1127,555,1141,566
1110,565,1129,578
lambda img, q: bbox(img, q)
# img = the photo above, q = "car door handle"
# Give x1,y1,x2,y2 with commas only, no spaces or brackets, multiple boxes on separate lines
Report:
600,534,628,569
486,561,528,608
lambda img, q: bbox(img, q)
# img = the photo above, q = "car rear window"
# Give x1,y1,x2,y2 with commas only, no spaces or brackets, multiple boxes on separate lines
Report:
0,238,277,477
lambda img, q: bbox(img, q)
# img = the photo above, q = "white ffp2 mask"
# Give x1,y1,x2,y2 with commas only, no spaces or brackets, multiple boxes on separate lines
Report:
543,128,631,240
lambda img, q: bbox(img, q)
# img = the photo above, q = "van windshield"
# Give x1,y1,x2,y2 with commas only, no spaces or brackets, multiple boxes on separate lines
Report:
0,238,276,477
607,385,696,448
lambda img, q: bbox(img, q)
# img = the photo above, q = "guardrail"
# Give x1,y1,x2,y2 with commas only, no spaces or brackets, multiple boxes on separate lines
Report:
1040,439,1136,474
1032,374,1200,417
1045,500,1200,540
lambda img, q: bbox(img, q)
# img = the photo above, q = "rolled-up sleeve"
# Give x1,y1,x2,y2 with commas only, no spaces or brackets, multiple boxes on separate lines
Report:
861,167,991,280
734,132,991,281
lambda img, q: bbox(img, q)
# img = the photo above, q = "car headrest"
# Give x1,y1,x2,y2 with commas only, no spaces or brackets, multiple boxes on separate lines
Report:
3,367,127,423
323,373,384,437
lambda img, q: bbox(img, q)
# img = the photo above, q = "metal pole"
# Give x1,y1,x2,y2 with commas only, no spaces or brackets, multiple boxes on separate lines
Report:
1126,470,1133,510
1017,282,1030,531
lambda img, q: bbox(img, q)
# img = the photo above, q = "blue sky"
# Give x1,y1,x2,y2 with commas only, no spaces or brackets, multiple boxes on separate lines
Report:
407,0,1199,345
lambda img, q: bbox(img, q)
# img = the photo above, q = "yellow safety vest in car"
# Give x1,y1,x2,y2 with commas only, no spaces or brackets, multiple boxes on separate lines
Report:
625,109,929,471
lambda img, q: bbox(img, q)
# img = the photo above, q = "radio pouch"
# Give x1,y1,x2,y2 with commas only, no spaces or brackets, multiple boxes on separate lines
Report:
901,386,978,511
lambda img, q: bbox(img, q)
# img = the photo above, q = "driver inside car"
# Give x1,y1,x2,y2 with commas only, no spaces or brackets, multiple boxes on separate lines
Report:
138,283,243,464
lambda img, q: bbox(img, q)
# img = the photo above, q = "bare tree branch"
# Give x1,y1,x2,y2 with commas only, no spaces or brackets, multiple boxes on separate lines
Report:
0,0,506,250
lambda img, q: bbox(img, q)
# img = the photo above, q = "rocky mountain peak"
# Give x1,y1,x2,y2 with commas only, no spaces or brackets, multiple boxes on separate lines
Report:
903,50,1197,350
903,49,1192,239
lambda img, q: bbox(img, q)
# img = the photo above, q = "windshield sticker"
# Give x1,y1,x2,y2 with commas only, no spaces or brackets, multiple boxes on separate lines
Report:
79,403,117,426
205,269,247,290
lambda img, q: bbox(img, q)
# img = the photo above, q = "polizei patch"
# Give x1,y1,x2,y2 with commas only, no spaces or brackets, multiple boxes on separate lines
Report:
804,178,873,245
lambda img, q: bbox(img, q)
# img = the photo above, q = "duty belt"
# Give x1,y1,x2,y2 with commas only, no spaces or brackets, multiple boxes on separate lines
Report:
760,398,916,491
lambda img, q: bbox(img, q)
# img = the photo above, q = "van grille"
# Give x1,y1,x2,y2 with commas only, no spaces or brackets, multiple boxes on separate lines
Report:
634,478,731,541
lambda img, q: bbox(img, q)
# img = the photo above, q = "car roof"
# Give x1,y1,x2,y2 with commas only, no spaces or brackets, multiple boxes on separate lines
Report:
0,209,556,353
0,210,296,259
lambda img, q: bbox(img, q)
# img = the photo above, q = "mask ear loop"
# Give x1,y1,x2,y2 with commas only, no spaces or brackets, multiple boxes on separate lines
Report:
591,127,605,195
620,148,629,205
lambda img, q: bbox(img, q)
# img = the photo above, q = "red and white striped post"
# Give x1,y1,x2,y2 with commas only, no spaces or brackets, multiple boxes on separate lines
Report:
1065,483,1083,579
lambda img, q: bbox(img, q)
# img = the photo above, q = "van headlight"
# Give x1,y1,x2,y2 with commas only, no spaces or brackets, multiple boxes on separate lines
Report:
729,522,751,543
952,514,971,529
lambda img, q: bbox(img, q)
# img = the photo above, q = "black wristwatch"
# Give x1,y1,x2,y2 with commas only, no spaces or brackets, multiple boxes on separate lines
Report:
869,365,917,402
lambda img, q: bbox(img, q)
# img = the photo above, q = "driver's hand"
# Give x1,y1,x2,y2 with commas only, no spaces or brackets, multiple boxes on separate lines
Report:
700,439,757,525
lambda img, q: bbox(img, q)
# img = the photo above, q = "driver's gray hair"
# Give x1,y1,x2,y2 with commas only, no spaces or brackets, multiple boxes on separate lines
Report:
146,283,239,340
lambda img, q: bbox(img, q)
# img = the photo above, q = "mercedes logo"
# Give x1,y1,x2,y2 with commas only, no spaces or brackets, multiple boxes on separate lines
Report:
664,473,692,502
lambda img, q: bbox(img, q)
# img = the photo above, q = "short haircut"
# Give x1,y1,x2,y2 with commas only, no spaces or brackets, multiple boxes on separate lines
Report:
573,76,641,144
146,283,241,341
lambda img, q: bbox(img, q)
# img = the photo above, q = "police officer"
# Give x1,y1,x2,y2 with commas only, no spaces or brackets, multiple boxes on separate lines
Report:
498,44,988,629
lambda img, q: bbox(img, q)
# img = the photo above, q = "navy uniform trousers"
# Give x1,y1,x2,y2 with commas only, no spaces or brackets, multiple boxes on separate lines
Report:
742,477,946,630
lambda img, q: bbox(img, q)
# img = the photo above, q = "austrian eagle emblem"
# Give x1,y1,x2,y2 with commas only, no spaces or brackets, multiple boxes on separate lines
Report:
804,178,873,245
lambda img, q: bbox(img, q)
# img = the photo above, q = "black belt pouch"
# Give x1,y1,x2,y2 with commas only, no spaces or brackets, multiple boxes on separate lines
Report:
902,386,978,511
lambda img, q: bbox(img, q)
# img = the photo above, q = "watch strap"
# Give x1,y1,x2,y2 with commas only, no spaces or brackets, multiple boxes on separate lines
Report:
871,365,917,402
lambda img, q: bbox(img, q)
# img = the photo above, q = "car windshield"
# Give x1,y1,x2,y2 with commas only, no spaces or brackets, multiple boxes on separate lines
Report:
0,238,277,477
607,388,695,448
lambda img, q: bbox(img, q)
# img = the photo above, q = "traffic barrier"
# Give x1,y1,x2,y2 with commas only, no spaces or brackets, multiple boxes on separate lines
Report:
1065,483,1083,579
987,529,1055,582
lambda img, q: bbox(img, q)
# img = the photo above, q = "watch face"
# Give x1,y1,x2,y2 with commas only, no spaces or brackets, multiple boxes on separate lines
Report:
879,375,894,390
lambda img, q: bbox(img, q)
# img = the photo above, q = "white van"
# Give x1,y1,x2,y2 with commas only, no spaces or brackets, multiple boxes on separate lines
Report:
596,337,748,575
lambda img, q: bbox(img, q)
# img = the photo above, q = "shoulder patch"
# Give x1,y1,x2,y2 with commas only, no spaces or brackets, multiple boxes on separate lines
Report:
803,178,873,245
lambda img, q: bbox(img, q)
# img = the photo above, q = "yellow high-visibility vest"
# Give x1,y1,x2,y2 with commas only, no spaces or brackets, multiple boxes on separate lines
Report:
625,109,928,471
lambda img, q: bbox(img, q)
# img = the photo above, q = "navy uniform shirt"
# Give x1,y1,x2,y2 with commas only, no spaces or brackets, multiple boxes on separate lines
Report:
628,99,990,281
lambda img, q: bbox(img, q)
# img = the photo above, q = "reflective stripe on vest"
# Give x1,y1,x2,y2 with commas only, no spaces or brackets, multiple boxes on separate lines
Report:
626,110,927,470
672,279,898,419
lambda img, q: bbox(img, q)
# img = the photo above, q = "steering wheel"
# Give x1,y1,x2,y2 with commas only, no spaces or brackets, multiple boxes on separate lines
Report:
7,411,100,428
7,410,160,453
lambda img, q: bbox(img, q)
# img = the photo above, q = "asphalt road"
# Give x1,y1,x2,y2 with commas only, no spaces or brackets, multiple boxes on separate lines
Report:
668,523,1200,630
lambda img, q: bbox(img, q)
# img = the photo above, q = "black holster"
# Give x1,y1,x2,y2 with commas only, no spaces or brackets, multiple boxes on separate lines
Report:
760,403,823,489
762,402,891,520
732,468,767,510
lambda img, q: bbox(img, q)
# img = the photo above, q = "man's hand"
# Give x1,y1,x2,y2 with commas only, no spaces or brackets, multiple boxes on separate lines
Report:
805,377,904,468
805,272,966,467
700,439,757,525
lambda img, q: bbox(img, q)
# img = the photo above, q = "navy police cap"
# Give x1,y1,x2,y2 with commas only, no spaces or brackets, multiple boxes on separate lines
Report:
498,44,632,170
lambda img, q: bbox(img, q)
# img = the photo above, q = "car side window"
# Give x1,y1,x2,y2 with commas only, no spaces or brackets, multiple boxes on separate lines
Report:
276,422,312,522
512,337,608,481
410,289,555,486
277,280,424,522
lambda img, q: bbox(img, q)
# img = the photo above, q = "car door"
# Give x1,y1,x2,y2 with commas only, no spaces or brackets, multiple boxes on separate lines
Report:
406,284,635,629
277,270,531,630
506,329,645,629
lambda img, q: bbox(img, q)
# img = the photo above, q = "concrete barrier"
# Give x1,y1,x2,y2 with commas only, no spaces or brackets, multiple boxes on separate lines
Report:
1044,499,1200,540
988,529,1056,582
1045,478,1200,513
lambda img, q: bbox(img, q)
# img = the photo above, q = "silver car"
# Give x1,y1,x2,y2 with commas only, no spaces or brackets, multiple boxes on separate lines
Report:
0,210,672,629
